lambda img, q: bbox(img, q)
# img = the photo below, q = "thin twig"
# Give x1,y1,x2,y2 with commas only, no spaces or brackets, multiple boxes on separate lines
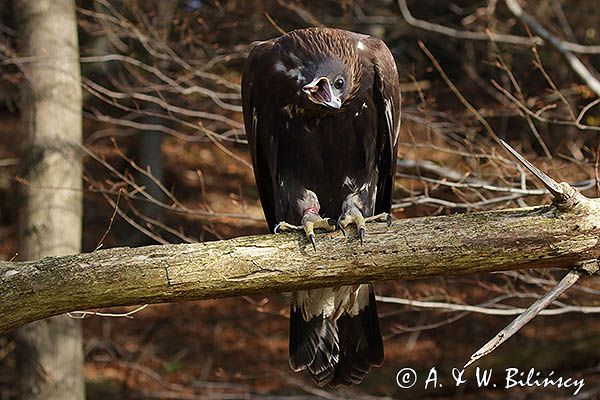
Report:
68,304,149,319
419,42,502,145
491,79,600,132
94,188,122,251
464,261,598,368
264,12,286,35
377,295,600,316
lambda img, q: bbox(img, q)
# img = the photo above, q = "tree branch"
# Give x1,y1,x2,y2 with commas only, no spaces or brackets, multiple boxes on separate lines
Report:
505,0,600,96
464,260,599,368
397,0,540,47
397,0,600,54
1,187,600,333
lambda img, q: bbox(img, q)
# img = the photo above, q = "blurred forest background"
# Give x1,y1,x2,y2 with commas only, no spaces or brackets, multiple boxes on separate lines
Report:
1,0,600,399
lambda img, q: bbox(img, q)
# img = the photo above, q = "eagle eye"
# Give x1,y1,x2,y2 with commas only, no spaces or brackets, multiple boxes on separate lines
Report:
334,77,344,90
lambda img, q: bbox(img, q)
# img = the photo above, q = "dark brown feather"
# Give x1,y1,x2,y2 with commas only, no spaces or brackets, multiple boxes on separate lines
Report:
242,28,400,386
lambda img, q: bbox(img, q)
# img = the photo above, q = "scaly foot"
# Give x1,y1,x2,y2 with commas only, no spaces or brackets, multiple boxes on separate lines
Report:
338,210,391,245
275,212,341,251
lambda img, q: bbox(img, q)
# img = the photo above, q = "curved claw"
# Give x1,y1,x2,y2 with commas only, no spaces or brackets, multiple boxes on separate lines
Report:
273,223,281,234
358,227,365,245
386,213,393,226
308,233,316,251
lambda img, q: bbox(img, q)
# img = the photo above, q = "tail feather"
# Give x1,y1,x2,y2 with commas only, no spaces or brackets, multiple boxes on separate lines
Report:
309,342,339,386
330,286,383,387
289,307,319,371
289,285,383,387
307,324,340,386
289,309,339,375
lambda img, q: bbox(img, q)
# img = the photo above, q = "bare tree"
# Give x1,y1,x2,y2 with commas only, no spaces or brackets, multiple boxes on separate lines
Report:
13,0,85,399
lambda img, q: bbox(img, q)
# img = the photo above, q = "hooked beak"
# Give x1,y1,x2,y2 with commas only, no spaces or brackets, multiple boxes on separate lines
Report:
302,77,342,109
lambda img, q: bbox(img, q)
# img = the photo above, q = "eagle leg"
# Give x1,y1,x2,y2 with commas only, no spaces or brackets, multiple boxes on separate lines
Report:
275,214,339,251
339,209,392,245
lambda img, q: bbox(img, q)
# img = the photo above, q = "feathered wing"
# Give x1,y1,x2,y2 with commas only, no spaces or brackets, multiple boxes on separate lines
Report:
241,40,279,231
370,38,401,215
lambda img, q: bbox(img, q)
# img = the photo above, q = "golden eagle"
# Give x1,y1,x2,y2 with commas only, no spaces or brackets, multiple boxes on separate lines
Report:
242,27,401,387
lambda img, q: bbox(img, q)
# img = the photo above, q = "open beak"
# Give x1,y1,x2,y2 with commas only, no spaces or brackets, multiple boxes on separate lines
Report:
302,77,342,109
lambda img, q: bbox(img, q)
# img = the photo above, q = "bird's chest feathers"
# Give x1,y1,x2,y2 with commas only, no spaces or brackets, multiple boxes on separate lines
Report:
289,116,326,135
281,100,372,137
277,102,377,180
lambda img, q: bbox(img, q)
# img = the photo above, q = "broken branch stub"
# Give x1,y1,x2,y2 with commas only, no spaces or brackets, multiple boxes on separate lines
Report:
464,142,599,367
500,139,590,210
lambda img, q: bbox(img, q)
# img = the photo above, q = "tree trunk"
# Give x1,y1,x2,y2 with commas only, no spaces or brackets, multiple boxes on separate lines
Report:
13,0,85,399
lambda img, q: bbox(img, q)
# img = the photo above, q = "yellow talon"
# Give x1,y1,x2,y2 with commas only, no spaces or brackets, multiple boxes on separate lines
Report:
339,212,391,245
276,214,339,251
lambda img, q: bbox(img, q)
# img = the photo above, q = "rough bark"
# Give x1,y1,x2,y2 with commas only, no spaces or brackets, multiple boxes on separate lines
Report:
13,0,85,399
2,196,600,335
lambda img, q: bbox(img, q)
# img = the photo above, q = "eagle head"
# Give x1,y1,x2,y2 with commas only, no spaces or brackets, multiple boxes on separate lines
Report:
301,58,352,110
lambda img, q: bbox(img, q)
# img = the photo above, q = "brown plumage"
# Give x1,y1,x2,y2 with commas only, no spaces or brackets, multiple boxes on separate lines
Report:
242,28,401,387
